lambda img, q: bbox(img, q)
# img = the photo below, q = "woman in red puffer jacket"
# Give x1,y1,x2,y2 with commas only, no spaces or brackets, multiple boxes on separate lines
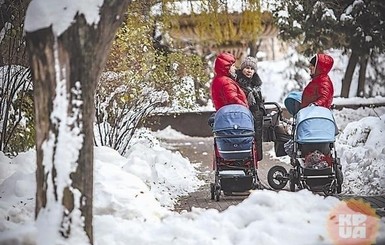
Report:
301,53,334,109
210,53,248,111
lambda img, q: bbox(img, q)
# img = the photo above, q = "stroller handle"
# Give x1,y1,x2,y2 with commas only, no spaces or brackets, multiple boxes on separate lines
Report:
263,101,283,120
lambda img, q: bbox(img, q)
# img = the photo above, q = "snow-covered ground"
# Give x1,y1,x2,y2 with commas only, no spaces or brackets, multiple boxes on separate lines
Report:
1,105,385,245
1,50,385,244
2,0,382,243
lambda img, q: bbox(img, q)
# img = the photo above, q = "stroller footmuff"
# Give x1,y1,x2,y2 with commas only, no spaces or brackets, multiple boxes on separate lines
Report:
210,104,261,201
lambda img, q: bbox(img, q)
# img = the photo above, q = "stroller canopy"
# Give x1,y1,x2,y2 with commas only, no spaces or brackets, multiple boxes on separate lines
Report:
284,91,302,116
295,106,337,143
213,104,254,133
213,104,254,160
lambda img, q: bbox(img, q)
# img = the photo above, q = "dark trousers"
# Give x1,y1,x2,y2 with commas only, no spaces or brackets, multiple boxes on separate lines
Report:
252,110,264,161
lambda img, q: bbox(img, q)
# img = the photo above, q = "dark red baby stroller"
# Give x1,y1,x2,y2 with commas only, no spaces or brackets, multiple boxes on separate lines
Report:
209,104,261,201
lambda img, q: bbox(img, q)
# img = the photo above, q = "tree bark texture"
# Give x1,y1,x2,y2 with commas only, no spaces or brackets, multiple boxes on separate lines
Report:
357,54,369,97
248,40,258,58
340,51,359,98
26,0,133,244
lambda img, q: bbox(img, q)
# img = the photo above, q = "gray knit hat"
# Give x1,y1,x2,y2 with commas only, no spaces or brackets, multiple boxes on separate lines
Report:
240,56,258,70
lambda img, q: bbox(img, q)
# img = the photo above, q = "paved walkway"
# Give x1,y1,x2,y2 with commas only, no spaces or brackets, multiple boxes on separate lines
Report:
337,195,385,217
161,137,385,218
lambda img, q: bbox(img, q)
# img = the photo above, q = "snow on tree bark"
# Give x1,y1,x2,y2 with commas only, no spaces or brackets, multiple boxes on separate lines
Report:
25,0,134,244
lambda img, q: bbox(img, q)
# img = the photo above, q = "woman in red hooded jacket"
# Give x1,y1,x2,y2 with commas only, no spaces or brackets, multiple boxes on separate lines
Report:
301,53,334,109
210,52,248,111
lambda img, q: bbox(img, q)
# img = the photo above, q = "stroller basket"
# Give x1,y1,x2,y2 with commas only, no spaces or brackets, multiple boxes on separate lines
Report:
213,104,254,160
221,174,254,192
303,167,335,188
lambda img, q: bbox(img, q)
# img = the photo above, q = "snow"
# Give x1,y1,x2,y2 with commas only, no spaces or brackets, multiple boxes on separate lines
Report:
1,112,385,244
337,115,385,195
2,3,385,243
1,92,385,244
24,0,103,36
151,0,266,16
33,47,86,244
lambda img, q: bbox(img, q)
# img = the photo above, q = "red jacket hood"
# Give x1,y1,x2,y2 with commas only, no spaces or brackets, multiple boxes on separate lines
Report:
314,53,334,75
214,53,236,76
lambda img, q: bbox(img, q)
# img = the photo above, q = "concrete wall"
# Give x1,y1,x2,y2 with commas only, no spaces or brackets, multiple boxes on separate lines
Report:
142,104,290,137
143,111,215,137
142,102,385,137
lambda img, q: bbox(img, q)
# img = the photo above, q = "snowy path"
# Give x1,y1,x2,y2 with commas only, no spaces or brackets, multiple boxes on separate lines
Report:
159,136,385,217
159,137,290,212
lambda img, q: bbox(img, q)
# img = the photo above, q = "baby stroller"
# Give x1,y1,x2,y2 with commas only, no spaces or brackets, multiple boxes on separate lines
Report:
209,104,261,201
267,92,343,195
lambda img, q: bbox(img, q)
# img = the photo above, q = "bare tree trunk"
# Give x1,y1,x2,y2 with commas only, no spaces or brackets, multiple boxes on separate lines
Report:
26,1,132,244
248,40,258,57
0,0,30,67
248,39,262,58
340,50,359,98
357,54,369,97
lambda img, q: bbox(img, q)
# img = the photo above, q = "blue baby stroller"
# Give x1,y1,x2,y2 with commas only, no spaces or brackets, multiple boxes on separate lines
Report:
209,104,261,201
267,92,343,195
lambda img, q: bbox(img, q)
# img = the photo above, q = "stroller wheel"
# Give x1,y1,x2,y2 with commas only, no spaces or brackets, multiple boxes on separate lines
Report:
323,184,335,196
223,191,232,196
252,181,263,190
213,184,221,201
210,183,215,200
289,181,295,192
336,165,343,185
215,188,221,202
267,165,288,190
289,169,298,192
337,184,342,194
335,161,343,194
